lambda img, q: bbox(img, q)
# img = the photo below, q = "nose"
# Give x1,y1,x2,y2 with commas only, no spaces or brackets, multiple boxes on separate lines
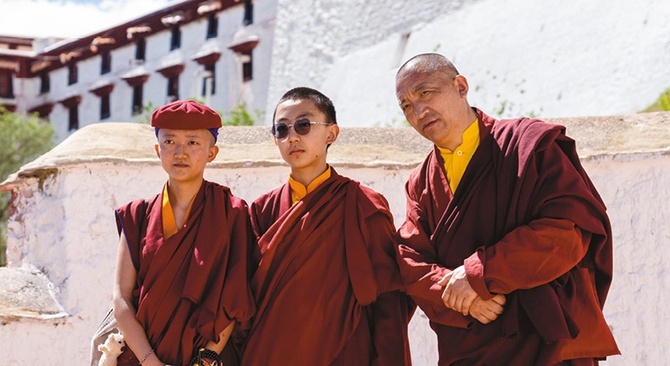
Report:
414,102,429,121
174,143,187,157
286,125,301,143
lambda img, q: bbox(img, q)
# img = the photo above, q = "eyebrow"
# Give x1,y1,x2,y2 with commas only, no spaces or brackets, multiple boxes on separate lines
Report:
275,112,314,123
398,81,438,106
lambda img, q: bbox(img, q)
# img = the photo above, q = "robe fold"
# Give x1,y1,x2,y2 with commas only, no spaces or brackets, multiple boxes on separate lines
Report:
397,109,619,365
115,180,255,366
241,169,413,366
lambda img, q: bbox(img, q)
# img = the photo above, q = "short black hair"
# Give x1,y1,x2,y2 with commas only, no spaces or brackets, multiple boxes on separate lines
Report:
273,87,337,125
397,53,460,78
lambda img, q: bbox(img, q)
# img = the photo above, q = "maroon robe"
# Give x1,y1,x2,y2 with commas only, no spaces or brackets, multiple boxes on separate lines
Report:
115,180,255,366
241,169,413,366
397,109,619,365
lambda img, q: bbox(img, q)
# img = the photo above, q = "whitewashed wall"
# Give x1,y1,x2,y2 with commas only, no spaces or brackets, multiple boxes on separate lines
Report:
267,0,670,126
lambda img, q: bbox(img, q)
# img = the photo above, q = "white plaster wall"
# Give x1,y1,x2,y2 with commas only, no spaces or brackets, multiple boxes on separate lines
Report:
268,0,670,126
581,154,670,365
3,151,669,364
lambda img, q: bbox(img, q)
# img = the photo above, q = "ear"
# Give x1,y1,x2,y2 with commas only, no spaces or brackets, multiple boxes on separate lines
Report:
208,145,219,162
326,124,340,145
454,75,469,98
154,144,160,158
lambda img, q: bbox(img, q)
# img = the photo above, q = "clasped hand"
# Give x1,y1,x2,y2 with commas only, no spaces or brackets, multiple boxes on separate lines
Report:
438,265,506,324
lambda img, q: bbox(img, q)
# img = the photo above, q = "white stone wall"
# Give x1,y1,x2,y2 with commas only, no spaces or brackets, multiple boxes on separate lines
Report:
2,148,669,364
267,0,670,126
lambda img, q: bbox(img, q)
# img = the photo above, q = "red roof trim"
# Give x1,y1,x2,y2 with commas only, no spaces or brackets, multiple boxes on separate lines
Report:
28,102,54,117
89,83,115,97
156,63,185,78
59,95,82,108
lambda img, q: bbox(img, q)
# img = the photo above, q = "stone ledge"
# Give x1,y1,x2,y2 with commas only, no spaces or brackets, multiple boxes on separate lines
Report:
2,111,669,190
0,265,68,322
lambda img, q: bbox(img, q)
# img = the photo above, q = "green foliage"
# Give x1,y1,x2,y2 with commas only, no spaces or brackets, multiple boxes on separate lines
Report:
0,107,55,266
135,101,155,125
222,104,261,126
641,88,670,112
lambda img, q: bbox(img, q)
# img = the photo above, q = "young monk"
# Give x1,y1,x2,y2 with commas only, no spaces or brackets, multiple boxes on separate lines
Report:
240,87,413,365
112,100,255,366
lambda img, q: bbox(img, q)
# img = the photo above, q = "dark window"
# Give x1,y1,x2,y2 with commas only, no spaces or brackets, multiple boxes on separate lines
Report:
101,51,111,74
0,71,13,98
100,94,111,120
39,71,50,94
244,0,254,25
170,26,181,50
68,105,79,130
206,13,218,39
167,75,179,101
68,63,78,85
135,38,146,61
242,53,253,81
201,64,216,97
132,85,143,115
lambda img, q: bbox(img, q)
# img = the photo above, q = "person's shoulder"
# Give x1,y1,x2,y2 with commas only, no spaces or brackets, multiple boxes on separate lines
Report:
404,148,437,191
204,180,249,210
491,115,567,153
350,181,392,218
493,116,563,139
251,183,286,211
254,184,284,204
117,193,158,213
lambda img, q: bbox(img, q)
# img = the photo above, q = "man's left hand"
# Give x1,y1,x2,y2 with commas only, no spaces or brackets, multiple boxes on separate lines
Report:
437,265,478,316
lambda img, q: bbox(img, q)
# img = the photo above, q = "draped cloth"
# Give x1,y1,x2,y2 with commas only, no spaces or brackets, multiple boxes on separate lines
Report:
115,180,255,366
397,109,619,365
241,169,413,366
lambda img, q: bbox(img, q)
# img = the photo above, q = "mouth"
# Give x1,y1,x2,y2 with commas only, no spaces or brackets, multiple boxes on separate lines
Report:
289,148,304,155
422,119,438,133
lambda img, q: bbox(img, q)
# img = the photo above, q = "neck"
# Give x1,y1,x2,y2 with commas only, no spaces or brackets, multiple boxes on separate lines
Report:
439,107,478,151
291,162,328,187
167,178,202,207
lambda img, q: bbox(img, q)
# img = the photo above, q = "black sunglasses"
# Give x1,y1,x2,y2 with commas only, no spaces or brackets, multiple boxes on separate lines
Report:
272,118,331,139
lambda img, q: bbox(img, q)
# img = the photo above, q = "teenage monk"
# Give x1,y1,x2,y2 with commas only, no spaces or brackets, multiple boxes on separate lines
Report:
112,100,255,366
240,87,413,365
395,53,620,365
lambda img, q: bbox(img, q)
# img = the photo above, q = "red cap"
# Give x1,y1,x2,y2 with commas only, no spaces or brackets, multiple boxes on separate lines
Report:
151,100,222,129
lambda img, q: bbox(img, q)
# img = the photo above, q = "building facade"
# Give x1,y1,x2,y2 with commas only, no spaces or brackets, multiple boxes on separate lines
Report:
0,0,277,141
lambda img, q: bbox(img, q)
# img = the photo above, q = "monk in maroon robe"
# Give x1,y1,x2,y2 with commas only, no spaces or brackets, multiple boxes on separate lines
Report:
395,53,619,365
240,87,412,365
112,100,255,366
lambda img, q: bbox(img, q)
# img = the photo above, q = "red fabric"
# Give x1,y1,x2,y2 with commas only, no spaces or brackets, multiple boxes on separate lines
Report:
151,99,221,129
115,180,255,366
397,109,619,365
241,169,413,366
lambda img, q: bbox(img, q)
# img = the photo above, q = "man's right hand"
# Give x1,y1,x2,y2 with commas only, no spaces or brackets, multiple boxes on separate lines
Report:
468,294,506,324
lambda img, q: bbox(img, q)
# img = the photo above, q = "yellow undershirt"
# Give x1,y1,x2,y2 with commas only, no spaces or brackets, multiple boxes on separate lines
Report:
288,166,332,205
437,119,480,194
161,183,196,239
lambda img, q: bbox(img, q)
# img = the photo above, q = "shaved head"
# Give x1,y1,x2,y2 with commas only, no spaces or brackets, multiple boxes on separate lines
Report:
397,53,459,79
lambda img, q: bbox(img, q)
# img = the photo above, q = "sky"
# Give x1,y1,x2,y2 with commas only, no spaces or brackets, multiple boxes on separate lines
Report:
0,0,182,39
